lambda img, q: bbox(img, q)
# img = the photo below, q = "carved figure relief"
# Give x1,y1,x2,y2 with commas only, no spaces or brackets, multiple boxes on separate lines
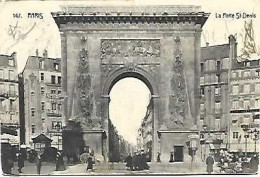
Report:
100,39,160,60
169,36,188,127
73,46,94,128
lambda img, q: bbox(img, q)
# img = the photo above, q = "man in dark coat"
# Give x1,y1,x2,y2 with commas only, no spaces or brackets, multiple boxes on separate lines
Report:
18,152,24,173
132,152,137,171
250,154,259,173
86,155,94,171
169,151,174,163
56,151,66,171
125,153,133,171
206,153,214,174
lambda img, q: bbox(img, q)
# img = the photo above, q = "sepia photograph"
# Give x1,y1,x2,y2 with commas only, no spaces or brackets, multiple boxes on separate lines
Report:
0,0,259,175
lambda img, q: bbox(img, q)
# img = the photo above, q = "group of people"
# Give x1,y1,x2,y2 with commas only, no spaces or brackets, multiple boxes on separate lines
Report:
205,151,259,174
125,150,150,171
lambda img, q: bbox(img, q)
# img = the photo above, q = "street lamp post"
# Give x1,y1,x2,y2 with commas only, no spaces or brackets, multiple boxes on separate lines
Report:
250,128,259,153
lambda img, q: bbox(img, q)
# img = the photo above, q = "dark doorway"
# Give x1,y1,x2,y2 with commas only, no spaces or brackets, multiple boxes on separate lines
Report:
174,146,184,162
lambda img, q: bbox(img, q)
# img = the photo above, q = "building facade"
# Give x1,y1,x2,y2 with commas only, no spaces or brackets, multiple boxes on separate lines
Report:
199,36,236,160
229,58,260,154
21,50,63,150
0,52,20,145
137,98,153,161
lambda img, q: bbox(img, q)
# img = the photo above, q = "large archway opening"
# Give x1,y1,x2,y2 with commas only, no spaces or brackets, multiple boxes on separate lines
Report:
108,77,153,162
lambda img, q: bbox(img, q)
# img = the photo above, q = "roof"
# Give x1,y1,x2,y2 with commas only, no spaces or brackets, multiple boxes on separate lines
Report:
201,44,230,61
32,133,52,143
0,53,16,68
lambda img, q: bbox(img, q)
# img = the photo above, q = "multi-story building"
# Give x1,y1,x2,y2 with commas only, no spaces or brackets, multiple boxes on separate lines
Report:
0,52,20,145
229,58,260,154
20,50,63,150
198,35,236,160
136,98,153,161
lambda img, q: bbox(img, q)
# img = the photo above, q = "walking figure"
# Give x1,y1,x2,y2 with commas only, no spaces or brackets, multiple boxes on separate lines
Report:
206,153,214,174
125,153,133,170
169,151,174,163
86,155,94,172
157,152,161,163
17,152,24,173
35,154,42,175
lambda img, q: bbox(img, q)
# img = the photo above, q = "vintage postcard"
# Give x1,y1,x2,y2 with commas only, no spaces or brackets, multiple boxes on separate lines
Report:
0,0,259,175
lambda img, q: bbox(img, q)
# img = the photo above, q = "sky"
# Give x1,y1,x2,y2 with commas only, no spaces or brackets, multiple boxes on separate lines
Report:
0,0,259,145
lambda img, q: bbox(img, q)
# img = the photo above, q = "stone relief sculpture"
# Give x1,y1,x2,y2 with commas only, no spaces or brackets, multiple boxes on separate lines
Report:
168,36,188,128
73,46,94,128
100,39,160,60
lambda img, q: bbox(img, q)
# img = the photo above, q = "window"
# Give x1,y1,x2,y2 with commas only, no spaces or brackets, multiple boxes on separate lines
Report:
200,103,205,112
9,84,15,95
200,63,204,72
244,71,250,77
9,70,14,80
215,101,221,113
0,83,3,92
244,100,250,109
216,74,221,82
41,102,45,111
9,58,14,66
250,83,255,92
232,85,238,94
256,70,260,76
233,132,239,139
39,61,44,69
51,75,55,84
200,76,205,84
41,87,45,94
215,86,220,95
244,84,250,93
51,90,56,95
58,76,61,85
0,69,3,79
232,100,239,109
232,72,237,78
31,109,35,117
40,73,44,81
52,121,62,130
216,60,221,70
31,125,35,134
200,87,205,96
215,118,220,130
58,90,61,95
256,83,260,92
58,104,61,111
10,99,14,111
256,99,260,108
244,61,250,67
54,63,59,70
51,103,56,110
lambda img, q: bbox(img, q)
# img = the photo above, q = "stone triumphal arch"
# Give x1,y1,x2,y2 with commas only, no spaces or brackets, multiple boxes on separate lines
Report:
52,5,209,162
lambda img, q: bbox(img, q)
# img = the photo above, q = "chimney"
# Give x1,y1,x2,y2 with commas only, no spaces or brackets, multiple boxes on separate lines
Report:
43,49,48,58
206,42,209,47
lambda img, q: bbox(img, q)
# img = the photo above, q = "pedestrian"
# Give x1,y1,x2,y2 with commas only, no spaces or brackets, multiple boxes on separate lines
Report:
56,151,66,171
206,153,214,174
249,153,259,173
86,155,94,172
17,152,24,173
125,153,133,170
132,152,137,171
169,151,174,163
35,154,42,175
157,152,161,163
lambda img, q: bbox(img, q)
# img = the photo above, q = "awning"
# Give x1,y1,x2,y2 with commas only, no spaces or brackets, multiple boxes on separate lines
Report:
32,133,52,143
0,133,20,145
1,125,18,136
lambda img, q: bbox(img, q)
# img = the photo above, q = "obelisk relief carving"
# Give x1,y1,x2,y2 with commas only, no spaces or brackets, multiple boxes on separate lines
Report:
168,37,192,129
71,44,94,129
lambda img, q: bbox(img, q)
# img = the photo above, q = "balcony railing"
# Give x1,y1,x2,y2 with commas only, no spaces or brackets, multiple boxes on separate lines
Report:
46,110,62,117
